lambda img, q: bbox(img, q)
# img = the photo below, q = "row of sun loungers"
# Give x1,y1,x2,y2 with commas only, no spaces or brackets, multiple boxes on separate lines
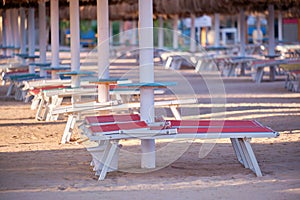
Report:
0,50,281,181
11,75,197,144
160,48,300,92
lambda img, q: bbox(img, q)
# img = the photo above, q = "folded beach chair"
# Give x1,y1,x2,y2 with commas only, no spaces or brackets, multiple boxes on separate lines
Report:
251,59,287,83
279,60,300,92
24,79,71,106
58,98,197,144
5,73,44,100
38,85,166,122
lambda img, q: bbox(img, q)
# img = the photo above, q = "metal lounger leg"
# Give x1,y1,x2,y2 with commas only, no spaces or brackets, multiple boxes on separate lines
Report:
46,96,63,121
230,138,249,168
35,97,45,120
94,141,116,174
14,86,22,100
284,73,290,88
67,114,78,142
228,64,237,77
255,68,264,83
239,138,254,170
6,82,14,96
240,63,246,76
61,114,77,144
269,65,276,81
42,102,51,121
99,141,120,180
174,59,183,70
164,57,173,69
88,141,109,170
31,95,41,110
21,89,28,102
45,104,53,121
295,74,300,92
195,60,202,72
242,138,263,176
170,106,182,120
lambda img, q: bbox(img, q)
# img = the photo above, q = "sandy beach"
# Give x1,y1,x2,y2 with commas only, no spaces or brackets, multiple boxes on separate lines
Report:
0,59,300,200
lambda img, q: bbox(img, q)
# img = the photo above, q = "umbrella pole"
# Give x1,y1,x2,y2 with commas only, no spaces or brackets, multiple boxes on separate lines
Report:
139,0,155,169
28,8,35,59
69,0,80,88
38,1,47,64
190,13,196,53
50,0,60,70
239,9,246,57
214,13,220,47
97,0,110,103
173,15,179,50
158,16,164,49
12,9,20,52
268,4,275,55
278,12,283,42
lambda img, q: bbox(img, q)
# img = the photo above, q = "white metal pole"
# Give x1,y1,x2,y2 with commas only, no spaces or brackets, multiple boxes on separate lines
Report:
12,9,20,50
255,14,262,43
97,0,110,102
268,4,275,55
173,15,178,50
6,9,13,55
0,15,1,44
69,0,80,87
139,0,155,169
239,10,246,56
19,7,27,55
256,15,261,33
268,4,276,81
190,13,196,53
9,9,15,49
28,7,35,57
278,12,283,42
109,20,113,44
214,13,220,46
130,20,137,46
39,0,47,64
237,14,241,43
1,10,7,56
158,16,164,49
51,0,60,68
119,20,124,45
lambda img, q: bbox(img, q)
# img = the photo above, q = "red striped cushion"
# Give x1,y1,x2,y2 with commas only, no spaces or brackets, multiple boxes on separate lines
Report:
29,85,66,95
89,121,148,133
176,127,273,134
168,120,260,127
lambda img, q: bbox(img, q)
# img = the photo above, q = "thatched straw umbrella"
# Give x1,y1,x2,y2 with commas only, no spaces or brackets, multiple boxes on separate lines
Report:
2,0,298,19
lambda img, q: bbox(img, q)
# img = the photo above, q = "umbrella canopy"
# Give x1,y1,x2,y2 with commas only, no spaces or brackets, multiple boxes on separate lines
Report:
1,0,300,19
59,3,138,20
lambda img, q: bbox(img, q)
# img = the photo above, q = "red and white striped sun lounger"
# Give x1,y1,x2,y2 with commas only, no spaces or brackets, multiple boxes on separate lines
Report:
79,114,279,180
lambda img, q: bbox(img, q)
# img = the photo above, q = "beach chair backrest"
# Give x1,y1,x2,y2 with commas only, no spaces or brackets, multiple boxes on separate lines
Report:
89,121,148,133
85,114,141,125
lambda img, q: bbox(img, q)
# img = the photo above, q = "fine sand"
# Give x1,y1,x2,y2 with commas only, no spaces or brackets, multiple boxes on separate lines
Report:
0,58,300,200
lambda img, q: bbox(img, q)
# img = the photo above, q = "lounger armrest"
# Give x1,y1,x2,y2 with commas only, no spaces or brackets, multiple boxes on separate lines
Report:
147,122,168,127
119,128,177,136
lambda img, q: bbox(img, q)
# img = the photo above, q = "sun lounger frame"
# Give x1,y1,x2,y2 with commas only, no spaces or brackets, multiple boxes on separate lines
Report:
79,114,279,180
